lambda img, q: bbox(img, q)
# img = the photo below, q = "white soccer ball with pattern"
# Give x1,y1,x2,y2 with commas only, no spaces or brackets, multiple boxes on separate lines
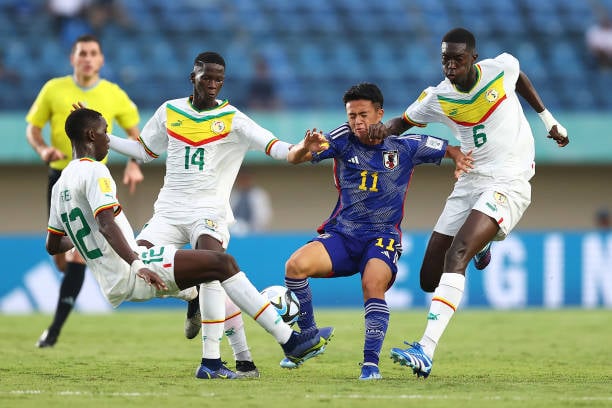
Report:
260,285,300,326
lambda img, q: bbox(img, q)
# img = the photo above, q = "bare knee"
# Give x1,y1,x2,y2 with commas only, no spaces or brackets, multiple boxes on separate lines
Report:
203,252,241,282
445,238,471,273
218,252,240,276
285,254,310,279
361,281,386,300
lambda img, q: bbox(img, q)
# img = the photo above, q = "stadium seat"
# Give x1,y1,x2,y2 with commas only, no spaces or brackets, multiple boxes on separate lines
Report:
2,0,607,112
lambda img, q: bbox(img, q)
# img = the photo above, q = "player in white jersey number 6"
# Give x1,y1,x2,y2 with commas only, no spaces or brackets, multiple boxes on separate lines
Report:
369,28,570,378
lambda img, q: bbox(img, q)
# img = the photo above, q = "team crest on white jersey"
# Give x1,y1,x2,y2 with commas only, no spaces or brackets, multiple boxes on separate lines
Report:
485,89,499,103
211,120,226,134
204,219,218,231
383,150,398,169
494,191,507,205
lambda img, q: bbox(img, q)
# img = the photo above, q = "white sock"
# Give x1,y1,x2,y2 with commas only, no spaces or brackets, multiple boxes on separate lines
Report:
200,281,225,359
221,272,292,344
420,273,465,359
224,294,253,362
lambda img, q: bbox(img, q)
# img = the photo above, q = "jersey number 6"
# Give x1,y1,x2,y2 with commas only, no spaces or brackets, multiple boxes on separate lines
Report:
473,124,487,147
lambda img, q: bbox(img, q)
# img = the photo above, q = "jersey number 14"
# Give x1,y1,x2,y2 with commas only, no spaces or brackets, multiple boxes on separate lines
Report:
184,146,205,170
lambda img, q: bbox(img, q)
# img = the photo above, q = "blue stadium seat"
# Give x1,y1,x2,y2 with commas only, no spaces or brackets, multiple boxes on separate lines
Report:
513,43,547,85
478,41,502,60
327,42,366,81
369,43,401,82
558,1,597,35
3,0,607,112
145,38,182,81
295,44,327,80
37,42,71,78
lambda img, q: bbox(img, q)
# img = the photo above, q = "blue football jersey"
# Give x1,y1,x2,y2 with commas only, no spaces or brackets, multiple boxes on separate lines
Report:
312,123,448,238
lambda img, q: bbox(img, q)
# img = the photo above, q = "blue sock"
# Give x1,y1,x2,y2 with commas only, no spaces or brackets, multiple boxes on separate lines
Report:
201,358,221,370
281,332,299,353
285,277,316,333
363,298,389,366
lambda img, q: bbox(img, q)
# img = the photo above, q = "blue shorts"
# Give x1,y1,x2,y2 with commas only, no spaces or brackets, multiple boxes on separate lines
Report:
312,229,402,286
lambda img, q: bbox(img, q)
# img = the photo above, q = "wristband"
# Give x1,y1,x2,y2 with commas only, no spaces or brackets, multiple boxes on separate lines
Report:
537,109,555,131
538,109,567,138
130,259,146,275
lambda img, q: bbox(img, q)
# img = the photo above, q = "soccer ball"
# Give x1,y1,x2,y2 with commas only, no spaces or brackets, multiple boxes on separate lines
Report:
260,285,300,326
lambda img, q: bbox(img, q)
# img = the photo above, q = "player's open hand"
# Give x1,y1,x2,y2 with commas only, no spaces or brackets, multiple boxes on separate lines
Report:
123,161,144,195
454,149,474,179
136,267,168,291
367,122,390,142
547,124,569,147
446,146,473,179
304,128,329,153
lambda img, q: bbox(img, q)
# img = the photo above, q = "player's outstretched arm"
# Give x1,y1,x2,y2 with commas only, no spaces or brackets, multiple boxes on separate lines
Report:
516,72,569,147
287,128,328,164
386,116,413,137
368,116,415,141
75,98,146,194
122,126,144,195
108,134,153,163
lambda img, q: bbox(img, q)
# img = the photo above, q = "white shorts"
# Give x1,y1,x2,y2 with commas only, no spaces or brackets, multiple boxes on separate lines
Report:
126,244,197,302
136,213,230,250
434,173,531,241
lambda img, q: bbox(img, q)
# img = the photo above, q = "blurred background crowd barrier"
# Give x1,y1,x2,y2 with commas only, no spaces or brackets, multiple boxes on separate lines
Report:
2,231,611,313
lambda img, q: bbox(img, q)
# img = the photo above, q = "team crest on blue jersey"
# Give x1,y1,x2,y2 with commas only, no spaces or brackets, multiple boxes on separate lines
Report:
211,120,226,134
383,150,399,169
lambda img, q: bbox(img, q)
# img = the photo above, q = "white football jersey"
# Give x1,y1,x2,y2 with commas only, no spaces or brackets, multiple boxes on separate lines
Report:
139,98,280,222
47,158,138,307
403,53,535,179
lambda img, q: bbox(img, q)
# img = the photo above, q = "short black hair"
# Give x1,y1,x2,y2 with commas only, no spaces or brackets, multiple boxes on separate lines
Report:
343,82,384,108
442,28,476,51
65,108,103,142
71,34,102,55
194,51,226,67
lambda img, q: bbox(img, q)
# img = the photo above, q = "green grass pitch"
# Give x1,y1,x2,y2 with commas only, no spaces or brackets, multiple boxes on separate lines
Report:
1,309,610,408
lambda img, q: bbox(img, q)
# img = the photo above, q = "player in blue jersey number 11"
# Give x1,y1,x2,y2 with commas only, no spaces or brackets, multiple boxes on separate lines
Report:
281,82,473,379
